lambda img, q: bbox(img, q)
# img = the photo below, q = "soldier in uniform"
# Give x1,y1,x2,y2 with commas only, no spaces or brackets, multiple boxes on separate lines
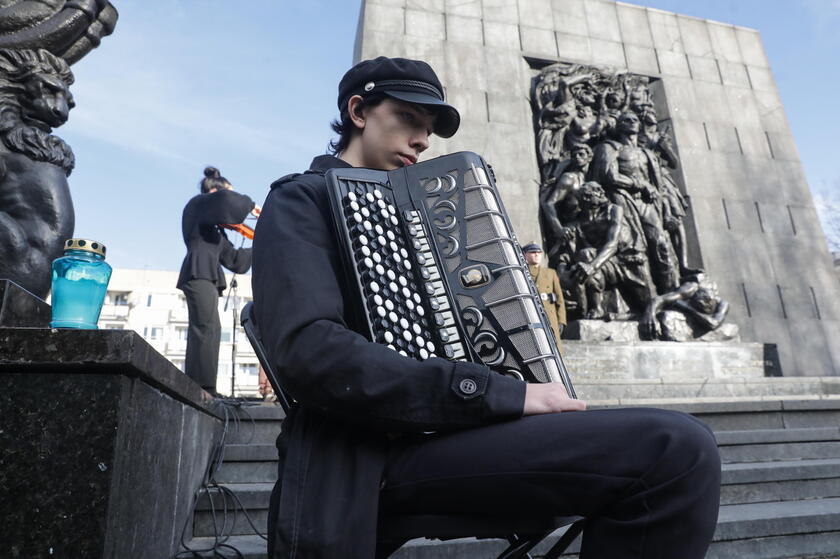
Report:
522,242,566,349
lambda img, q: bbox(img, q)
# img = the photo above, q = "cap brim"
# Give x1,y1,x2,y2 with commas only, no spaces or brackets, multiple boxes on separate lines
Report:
382,90,460,138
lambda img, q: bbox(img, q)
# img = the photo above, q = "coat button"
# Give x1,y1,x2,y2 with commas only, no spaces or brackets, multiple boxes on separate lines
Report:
459,379,477,395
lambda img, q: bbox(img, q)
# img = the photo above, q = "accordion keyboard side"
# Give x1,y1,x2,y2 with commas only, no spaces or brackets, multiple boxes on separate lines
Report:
326,153,576,398
325,170,467,362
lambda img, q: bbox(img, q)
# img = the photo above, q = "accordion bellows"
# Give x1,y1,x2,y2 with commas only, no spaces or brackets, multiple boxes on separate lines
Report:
326,151,576,398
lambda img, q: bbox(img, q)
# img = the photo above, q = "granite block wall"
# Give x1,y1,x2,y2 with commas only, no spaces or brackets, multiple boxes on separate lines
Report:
354,0,840,376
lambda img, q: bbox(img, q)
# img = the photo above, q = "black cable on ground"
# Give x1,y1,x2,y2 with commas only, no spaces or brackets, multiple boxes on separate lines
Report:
174,397,273,558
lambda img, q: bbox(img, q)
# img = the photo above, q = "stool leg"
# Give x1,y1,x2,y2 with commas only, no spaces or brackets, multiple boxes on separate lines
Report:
496,532,553,559
543,520,586,559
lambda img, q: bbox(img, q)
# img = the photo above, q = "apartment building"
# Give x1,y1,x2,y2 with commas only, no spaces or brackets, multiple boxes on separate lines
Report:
98,268,260,396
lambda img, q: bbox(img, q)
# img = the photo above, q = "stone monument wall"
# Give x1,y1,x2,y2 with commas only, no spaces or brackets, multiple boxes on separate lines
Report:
354,0,840,377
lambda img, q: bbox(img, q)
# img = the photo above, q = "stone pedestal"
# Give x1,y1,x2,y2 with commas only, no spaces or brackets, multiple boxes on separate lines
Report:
566,317,740,343
0,327,222,559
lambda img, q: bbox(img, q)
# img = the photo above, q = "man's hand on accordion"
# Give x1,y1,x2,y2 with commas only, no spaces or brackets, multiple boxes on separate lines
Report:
523,383,587,415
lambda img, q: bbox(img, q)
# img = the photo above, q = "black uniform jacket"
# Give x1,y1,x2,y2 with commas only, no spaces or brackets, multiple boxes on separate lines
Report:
177,189,255,293
251,155,527,558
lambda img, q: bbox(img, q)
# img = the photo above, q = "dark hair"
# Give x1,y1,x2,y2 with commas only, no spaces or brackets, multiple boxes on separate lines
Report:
328,93,387,155
199,166,229,193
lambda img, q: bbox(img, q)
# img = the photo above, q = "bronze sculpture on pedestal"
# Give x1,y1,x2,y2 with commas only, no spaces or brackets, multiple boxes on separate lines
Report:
0,0,117,298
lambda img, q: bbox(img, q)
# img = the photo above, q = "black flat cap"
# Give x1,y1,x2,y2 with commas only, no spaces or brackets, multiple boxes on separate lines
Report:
522,243,543,253
338,56,460,138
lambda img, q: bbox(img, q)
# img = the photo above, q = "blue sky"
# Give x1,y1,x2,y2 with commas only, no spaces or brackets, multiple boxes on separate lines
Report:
59,0,840,271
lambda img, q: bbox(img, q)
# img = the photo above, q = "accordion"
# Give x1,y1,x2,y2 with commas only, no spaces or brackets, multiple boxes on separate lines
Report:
326,151,576,397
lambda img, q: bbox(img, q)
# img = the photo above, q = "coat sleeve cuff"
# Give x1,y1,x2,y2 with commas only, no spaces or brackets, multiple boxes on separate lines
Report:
484,370,526,420
451,362,525,421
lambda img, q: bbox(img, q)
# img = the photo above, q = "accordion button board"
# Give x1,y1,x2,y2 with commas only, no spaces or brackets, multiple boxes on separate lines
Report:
326,151,576,397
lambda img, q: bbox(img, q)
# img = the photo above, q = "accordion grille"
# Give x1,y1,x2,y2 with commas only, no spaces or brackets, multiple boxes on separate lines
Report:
490,299,534,331
509,330,541,361
467,241,519,267
464,189,500,215
466,215,508,246
490,300,527,331
482,269,528,305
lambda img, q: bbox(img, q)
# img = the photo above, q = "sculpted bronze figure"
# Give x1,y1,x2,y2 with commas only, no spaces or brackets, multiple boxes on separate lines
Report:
531,62,727,340
0,48,75,298
0,1,116,298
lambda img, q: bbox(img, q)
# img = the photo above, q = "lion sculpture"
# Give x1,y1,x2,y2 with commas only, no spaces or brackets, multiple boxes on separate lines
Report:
0,48,76,299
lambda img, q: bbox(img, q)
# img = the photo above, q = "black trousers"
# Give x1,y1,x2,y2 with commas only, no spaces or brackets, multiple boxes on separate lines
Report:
380,407,721,559
180,279,221,391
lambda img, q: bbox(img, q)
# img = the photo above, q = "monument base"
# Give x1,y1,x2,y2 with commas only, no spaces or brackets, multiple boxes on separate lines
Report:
0,327,221,559
566,316,740,343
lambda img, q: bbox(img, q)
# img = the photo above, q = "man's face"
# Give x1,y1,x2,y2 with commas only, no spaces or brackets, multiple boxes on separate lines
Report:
571,147,592,169
573,83,596,105
525,251,542,265
617,111,640,135
691,288,717,314
357,98,436,171
579,184,608,209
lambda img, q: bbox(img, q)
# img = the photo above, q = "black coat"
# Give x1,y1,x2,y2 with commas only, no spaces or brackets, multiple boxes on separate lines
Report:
251,155,526,558
177,189,255,293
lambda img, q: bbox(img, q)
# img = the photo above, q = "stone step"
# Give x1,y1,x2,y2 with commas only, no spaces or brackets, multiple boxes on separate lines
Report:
576,376,840,401
620,399,840,432
195,459,840,537
185,498,840,558
223,444,277,462
196,483,275,511
221,426,840,465
194,507,269,538
214,460,277,484
224,419,283,445
721,440,840,463
716,427,840,445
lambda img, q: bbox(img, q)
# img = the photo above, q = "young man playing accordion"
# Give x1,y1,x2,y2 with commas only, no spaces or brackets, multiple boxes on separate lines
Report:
252,56,721,559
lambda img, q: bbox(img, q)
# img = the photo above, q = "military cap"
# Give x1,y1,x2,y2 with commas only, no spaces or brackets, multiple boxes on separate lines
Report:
337,56,461,138
522,243,543,253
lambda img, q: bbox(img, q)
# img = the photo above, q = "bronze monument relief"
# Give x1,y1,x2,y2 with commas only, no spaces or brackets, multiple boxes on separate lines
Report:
531,62,730,341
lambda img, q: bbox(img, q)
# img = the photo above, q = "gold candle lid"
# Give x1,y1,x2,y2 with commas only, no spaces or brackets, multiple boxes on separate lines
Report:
64,238,106,257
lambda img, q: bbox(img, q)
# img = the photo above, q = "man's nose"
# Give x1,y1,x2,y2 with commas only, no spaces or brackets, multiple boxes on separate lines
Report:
410,130,429,153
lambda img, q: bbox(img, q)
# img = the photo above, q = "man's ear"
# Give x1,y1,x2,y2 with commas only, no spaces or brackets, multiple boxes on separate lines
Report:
347,95,366,130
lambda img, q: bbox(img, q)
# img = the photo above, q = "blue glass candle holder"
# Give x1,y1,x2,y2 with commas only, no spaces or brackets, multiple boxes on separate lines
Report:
50,238,112,329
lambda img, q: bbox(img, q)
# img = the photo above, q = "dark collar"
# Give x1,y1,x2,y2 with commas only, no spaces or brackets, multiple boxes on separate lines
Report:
308,154,353,174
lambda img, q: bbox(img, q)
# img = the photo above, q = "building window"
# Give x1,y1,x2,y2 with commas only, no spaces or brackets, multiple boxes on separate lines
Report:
221,328,232,343
146,294,153,307
239,363,258,376
175,326,188,340
149,327,163,340
104,324,124,330
107,292,130,306
172,359,185,372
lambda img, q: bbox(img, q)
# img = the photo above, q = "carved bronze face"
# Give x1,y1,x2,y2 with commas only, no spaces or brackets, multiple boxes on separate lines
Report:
617,111,641,135
570,145,593,169
638,103,657,126
22,73,74,128
691,287,718,314
578,182,608,209
571,82,596,106
605,88,625,109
